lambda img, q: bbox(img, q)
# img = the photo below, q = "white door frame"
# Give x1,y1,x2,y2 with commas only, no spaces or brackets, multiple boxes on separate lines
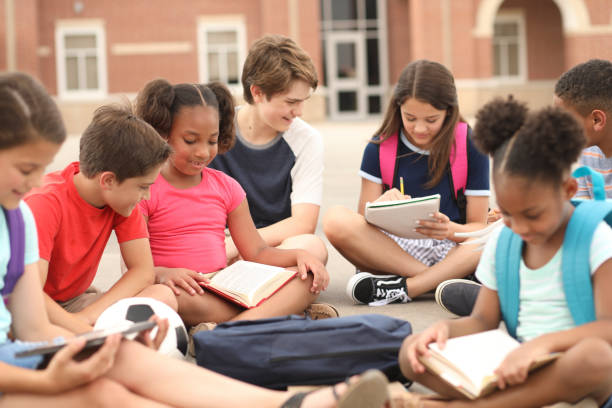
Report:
325,31,366,120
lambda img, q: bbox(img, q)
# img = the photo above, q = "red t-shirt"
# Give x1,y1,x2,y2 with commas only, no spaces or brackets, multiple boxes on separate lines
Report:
24,162,148,301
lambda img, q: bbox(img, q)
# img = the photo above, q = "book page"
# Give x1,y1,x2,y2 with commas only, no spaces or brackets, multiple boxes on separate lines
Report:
428,330,519,393
209,261,288,302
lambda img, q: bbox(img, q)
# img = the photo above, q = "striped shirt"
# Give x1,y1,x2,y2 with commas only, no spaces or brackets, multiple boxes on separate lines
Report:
575,146,612,199
476,222,612,342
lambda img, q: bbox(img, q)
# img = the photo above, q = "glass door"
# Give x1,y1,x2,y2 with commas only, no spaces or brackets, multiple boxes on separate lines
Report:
326,32,365,119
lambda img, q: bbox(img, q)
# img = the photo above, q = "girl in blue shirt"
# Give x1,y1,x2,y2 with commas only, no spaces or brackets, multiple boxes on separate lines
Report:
324,60,490,305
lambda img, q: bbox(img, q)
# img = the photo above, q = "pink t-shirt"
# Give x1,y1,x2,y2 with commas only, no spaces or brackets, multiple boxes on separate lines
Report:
139,168,246,273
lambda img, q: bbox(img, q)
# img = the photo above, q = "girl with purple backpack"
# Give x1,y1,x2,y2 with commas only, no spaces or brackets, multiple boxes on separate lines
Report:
324,60,490,306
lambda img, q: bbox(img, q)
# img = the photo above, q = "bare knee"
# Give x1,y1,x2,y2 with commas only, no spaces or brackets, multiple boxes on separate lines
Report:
577,338,612,378
290,273,318,304
561,337,612,388
177,290,240,324
83,378,136,408
323,205,358,245
138,284,178,311
280,234,329,264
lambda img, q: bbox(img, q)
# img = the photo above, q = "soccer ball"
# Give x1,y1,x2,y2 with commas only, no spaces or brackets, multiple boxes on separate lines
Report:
94,297,188,359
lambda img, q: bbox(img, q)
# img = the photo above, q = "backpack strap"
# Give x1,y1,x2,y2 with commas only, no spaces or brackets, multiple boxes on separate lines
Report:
379,132,399,191
379,122,468,194
496,167,607,338
2,207,25,304
559,165,610,326
561,199,607,327
494,226,522,339
573,166,606,201
449,122,468,198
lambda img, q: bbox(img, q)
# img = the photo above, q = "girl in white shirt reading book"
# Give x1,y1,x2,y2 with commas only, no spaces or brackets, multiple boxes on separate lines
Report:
399,97,612,407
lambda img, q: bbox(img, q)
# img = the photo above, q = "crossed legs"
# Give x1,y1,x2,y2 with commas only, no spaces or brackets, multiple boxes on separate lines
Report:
324,205,480,298
398,336,612,408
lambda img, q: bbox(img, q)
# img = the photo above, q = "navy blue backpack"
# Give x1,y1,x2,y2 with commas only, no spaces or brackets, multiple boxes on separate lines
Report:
194,314,412,389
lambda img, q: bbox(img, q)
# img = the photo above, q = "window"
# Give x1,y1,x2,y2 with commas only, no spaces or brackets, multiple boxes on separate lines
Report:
55,22,107,99
197,19,246,87
492,13,526,80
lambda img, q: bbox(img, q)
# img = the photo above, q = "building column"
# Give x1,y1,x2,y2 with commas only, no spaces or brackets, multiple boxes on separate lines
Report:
288,0,299,42
408,0,444,62
4,0,15,71
441,0,452,70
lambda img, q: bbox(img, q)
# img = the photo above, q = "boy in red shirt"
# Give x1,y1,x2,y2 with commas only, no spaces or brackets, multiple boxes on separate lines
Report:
25,105,176,333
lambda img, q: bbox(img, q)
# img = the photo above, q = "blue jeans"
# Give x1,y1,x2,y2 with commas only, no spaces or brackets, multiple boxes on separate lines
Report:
602,394,612,408
0,340,44,369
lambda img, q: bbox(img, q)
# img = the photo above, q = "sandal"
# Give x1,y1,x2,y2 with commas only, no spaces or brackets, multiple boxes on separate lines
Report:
304,303,340,320
280,369,389,408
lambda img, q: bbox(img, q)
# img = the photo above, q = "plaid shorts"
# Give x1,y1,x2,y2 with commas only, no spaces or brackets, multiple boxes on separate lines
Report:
381,230,456,267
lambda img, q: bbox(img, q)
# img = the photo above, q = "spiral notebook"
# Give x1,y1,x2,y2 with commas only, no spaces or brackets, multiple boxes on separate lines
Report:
365,194,441,239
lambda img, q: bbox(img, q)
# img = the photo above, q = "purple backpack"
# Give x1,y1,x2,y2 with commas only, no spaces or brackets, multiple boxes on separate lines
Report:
2,207,25,304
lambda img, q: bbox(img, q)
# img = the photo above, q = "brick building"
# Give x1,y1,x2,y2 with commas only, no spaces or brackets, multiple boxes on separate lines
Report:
2,0,611,133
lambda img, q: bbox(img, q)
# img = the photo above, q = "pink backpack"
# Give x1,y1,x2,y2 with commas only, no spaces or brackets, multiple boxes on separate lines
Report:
379,122,469,219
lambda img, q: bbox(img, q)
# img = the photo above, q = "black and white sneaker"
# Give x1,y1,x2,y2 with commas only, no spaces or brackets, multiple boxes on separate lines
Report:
346,273,411,306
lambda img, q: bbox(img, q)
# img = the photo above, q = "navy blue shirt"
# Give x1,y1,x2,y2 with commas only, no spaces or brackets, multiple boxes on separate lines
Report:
210,114,323,229
359,130,490,223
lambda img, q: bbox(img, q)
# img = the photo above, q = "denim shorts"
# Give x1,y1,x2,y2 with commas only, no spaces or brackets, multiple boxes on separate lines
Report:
0,339,45,369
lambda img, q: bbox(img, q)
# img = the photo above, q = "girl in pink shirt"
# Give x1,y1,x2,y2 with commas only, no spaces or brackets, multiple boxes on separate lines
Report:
136,79,330,326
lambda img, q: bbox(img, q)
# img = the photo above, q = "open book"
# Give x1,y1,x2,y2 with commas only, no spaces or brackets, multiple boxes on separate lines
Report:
418,329,561,399
365,194,440,239
200,260,297,309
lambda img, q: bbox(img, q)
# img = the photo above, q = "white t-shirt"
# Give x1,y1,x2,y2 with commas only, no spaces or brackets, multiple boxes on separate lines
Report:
476,221,612,341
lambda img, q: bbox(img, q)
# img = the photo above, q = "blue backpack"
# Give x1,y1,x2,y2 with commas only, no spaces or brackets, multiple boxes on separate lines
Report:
193,314,412,389
495,166,612,338
2,207,25,304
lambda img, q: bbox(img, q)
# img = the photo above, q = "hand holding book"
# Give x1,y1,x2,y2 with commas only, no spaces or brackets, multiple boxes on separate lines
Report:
492,336,558,390
157,266,210,296
373,187,411,203
402,320,451,375
415,329,561,399
294,249,330,294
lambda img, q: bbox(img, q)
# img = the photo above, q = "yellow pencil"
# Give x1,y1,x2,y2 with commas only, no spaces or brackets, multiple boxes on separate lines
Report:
400,176,404,195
